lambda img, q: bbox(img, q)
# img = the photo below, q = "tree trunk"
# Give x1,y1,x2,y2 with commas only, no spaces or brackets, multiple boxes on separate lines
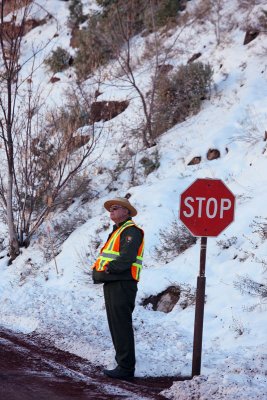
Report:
6,170,20,260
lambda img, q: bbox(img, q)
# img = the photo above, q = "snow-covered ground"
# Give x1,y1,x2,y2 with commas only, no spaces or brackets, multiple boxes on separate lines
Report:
0,1,266,399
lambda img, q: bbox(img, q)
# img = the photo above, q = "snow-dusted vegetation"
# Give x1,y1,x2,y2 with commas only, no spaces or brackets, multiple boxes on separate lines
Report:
0,1,266,398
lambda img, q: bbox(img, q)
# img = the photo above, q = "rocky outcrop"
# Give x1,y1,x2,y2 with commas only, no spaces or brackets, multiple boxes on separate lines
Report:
90,100,129,123
243,30,260,45
142,286,180,313
1,18,47,41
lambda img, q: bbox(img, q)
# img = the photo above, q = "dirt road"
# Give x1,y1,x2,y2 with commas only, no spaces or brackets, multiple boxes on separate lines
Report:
0,327,189,400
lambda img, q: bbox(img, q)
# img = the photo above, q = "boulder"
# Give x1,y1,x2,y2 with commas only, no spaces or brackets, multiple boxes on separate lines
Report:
142,286,180,313
90,100,129,123
207,148,220,160
188,156,201,165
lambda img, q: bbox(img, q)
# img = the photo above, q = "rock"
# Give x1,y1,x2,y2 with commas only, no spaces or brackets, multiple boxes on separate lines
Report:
207,148,220,160
142,286,180,313
187,52,202,64
243,30,260,45
188,156,201,165
49,77,60,84
1,18,47,41
90,100,129,123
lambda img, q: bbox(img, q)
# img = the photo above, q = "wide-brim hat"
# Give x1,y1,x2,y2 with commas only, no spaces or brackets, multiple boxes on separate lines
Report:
104,197,137,217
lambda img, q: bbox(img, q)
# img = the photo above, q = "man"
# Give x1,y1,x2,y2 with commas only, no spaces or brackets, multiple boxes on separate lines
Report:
92,197,144,379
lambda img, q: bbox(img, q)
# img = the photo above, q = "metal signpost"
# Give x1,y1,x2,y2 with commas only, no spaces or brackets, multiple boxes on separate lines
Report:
179,178,235,377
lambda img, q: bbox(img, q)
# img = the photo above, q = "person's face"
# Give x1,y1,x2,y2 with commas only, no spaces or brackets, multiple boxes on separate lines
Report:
109,205,129,225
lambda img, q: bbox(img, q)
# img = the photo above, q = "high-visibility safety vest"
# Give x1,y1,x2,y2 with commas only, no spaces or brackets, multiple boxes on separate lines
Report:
93,220,144,281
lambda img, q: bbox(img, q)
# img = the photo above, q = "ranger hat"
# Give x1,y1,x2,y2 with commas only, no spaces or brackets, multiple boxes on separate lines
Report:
104,197,137,217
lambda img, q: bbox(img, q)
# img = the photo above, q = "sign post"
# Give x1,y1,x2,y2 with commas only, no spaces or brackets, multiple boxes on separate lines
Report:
179,178,235,377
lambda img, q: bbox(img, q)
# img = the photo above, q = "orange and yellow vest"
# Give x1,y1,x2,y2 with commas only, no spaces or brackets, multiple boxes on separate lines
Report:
93,220,144,281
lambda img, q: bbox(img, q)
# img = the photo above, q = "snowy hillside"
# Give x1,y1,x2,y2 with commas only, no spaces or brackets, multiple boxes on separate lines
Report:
0,1,266,399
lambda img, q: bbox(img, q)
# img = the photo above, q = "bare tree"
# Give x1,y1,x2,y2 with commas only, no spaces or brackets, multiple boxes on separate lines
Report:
0,1,100,261
102,0,161,147
0,0,32,259
99,0,200,147
13,82,100,246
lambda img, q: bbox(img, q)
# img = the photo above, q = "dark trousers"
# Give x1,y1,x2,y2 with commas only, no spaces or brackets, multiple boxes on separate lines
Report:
103,280,137,371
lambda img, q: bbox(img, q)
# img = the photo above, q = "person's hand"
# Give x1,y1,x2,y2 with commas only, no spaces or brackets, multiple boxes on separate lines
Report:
105,263,110,274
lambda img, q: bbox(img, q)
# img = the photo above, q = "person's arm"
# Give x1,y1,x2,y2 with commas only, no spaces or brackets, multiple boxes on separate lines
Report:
107,226,143,274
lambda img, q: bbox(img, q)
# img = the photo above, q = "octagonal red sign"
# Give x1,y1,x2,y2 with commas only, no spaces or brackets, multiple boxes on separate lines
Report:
179,178,235,237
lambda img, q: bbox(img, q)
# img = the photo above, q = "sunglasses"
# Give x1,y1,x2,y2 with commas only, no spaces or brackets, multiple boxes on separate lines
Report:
109,206,124,212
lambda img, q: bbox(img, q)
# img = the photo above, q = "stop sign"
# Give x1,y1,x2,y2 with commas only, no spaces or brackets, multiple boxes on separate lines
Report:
180,178,235,237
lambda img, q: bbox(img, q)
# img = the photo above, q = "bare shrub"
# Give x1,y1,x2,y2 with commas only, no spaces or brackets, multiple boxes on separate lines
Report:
143,0,186,31
179,283,196,309
258,9,267,30
53,174,97,211
152,62,213,137
0,237,6,253
217,236,238,250
230,314,250,337
54,213,88,244
238,0,262,11
234,275,267,311
96,0,187,36
250,217,267,241
40,210,89,262
74,0,191,81
51,83,94,132
105,141,160,189
142,283,195,311
190,0,237,45
84,232,105,269
152,219,197,264
139,149,160,176
44,47,72,74
233,107,267,147
18,258,45,286
74,13,115,80
68,0,87,29
105,141,142,188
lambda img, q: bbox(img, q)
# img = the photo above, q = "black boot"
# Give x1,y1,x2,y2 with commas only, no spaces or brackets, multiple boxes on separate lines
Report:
103,366,135,379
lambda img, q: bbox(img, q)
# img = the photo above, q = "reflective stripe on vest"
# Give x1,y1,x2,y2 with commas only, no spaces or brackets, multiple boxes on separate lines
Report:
94,220,144,281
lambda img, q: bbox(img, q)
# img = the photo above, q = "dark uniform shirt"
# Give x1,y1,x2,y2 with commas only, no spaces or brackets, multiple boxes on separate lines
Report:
93,218,143,283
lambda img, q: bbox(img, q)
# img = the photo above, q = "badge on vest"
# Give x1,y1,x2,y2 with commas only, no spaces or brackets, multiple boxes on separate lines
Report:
126,236,133,243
